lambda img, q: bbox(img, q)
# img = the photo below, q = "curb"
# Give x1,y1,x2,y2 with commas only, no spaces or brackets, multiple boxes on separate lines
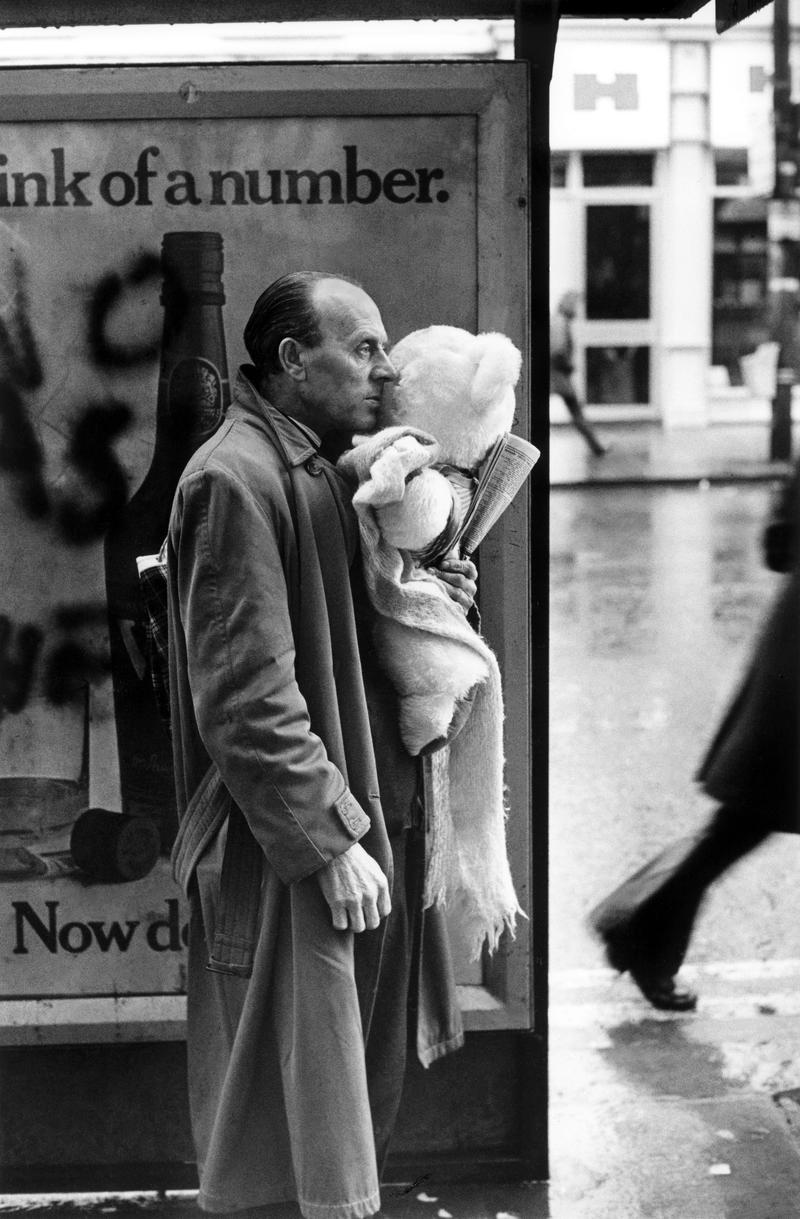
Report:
552,469,791,490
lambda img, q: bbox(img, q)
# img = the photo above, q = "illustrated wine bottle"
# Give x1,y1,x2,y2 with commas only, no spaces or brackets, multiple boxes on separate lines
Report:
104,231,230,850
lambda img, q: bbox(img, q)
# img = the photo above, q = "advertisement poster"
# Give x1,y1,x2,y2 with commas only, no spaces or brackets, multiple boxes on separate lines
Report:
0,64,529,1031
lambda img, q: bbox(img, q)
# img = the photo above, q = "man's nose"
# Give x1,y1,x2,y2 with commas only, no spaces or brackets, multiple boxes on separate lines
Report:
374,350,398,381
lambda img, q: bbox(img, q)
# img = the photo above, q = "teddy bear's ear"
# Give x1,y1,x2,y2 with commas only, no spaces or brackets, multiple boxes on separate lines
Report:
471,333,522,408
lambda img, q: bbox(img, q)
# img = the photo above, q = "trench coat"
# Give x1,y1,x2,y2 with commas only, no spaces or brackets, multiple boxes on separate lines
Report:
167,369,463,1219
696,463,799,834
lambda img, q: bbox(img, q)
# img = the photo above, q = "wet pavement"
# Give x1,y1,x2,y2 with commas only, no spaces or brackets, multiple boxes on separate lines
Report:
0,1188,539,1218
4,422,800,1218
550,419,795,487
549,421,800,1216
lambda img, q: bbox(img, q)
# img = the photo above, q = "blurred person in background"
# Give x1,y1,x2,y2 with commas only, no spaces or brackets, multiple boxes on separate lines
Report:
590,457,799,1010
550,290,608,458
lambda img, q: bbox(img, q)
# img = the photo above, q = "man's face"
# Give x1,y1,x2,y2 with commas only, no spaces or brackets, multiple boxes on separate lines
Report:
299,279,397,434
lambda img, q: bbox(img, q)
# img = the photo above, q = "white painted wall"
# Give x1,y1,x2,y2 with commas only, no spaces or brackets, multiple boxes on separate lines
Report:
659,41,714,427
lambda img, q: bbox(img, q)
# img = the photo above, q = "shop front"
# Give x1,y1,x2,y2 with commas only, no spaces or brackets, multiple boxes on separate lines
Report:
550,6,788,429
550,35,669,421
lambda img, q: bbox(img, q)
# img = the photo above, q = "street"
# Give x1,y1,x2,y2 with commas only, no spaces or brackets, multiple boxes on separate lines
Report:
551,479,800,974
549,477,800,1219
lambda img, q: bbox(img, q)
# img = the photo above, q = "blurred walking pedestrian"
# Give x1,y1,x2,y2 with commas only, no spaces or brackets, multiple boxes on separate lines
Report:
590,458,799,1010
550,290,608,457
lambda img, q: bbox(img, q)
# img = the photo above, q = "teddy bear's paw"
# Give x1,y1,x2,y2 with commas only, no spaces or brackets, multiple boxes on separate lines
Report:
375,469,454,550
355,435,440,509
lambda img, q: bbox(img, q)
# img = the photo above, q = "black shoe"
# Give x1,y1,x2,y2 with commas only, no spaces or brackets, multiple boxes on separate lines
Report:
628,969,698,1012
592,922,698,1012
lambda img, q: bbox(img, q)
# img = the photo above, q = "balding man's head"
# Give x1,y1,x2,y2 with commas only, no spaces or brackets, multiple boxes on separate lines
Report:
245,272,396,436
244,271,362,379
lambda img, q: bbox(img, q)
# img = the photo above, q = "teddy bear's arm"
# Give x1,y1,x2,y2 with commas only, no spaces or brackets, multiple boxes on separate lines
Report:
374,467,456,552
352,434,438,508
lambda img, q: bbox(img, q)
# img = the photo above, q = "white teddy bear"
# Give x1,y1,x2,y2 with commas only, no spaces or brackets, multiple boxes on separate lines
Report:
337,324,527,956
339,324,522,756
355,324,522,560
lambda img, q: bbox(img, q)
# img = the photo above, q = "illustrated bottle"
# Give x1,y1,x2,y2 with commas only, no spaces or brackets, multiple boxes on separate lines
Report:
70,807,161,882
104,231,230,850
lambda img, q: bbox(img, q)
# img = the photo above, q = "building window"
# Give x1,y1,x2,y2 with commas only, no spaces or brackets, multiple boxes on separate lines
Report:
712,195,768,385
585,346,650,406
582,152,654,187
551,152,568,189
585,203,651,320
714,148,749,188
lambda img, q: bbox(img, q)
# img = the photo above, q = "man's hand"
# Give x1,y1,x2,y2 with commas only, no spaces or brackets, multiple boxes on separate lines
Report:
317,842,392,932
434,556,478,614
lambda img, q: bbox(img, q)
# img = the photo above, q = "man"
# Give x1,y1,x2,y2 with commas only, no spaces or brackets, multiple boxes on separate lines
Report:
550,290,608,457
167,272,474,1219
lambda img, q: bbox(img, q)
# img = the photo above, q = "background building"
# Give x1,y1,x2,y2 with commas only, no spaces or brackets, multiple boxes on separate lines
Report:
4,4,785,432
551,3,799,428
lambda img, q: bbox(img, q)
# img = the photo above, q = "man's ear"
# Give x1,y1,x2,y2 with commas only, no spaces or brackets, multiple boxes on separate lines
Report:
278,337,308,381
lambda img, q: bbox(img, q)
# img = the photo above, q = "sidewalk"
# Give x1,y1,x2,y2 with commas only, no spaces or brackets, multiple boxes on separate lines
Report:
0,1185,541,1218
549,967,800,1219
550,421,795,487
5,1000,800,1219
547,436,800,1216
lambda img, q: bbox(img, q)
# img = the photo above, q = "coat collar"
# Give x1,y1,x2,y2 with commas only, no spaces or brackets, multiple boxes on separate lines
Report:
228,366,320,469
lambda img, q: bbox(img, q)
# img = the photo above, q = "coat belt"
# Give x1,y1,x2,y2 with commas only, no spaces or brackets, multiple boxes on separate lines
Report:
171,764,263,978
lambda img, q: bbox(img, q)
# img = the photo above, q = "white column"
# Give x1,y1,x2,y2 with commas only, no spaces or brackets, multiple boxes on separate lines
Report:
658,39,713,428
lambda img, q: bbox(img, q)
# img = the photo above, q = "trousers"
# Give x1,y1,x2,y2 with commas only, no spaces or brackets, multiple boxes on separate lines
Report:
591,804,771,978
550,369,606,456
190,828,427,1218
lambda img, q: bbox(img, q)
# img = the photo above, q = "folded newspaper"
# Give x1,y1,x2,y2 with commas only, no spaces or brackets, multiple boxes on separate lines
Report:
136,542,171,726
448,431,540,560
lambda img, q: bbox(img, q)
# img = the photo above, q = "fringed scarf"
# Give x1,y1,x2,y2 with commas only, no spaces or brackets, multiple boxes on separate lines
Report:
339,428,523,957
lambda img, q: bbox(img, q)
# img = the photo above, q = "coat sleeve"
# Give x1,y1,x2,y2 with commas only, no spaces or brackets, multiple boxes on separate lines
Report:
172,464,371,886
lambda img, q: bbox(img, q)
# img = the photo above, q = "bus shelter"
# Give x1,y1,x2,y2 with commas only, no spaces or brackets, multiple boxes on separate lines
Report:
0,0,726,1193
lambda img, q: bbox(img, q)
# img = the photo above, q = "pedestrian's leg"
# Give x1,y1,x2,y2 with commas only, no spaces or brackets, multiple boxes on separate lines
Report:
562,389,607,456
591,804,770,1006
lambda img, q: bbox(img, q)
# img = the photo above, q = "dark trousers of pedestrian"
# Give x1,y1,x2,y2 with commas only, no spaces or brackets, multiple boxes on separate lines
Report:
562,390,607,456
591,803,771,980
550,369,606,457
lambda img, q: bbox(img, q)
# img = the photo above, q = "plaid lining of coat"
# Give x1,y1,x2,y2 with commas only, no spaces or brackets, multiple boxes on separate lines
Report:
136,540,171,727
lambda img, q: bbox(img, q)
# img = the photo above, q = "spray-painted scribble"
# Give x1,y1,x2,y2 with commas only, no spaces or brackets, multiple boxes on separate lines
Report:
55,401,133,545
0,616,44,715
87,250,163,370
43,603,111,707
0,247,169,714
